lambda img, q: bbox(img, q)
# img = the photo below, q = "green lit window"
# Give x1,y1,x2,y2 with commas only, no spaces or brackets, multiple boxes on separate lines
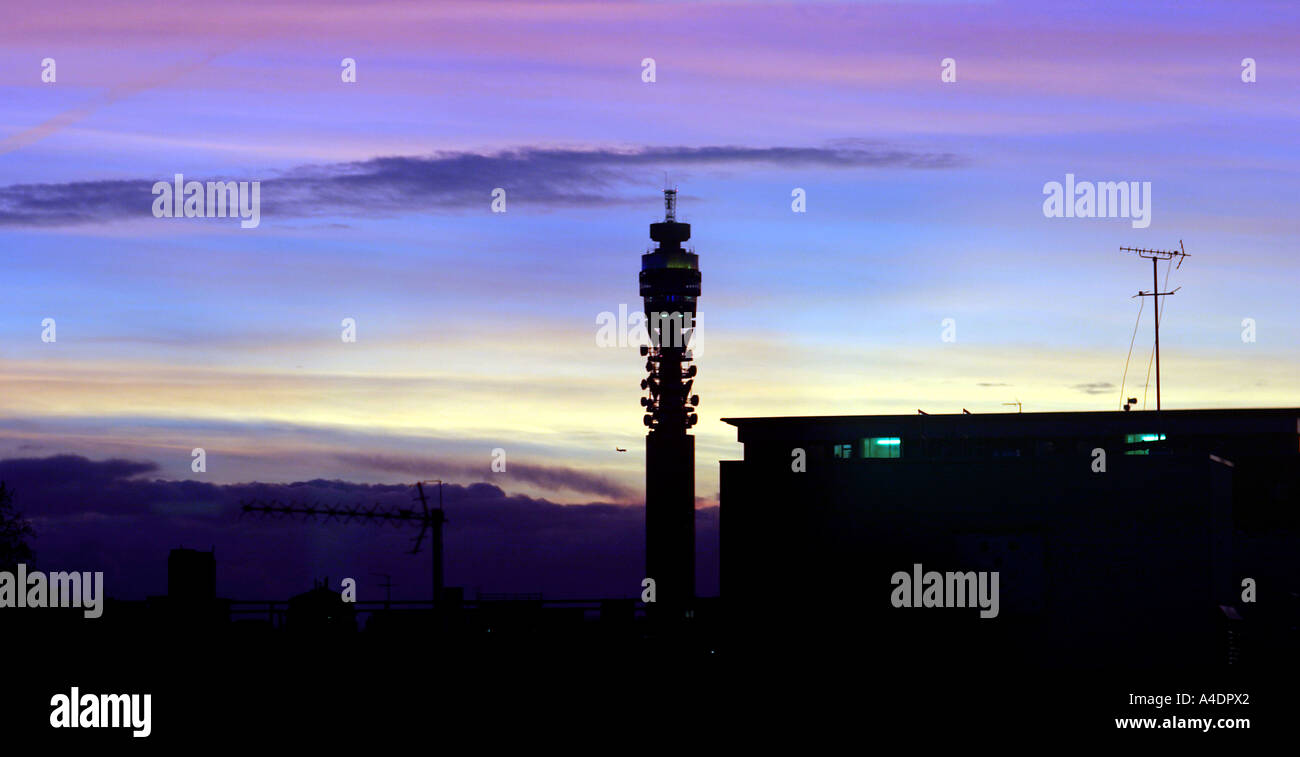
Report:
1124,432,1164,455
833,443,853,459
862,437,901,459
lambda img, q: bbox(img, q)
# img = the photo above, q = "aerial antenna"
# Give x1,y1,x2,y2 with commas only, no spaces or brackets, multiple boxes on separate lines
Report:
411,480,447,606
239,479,448,607
1119,241,1189,410
664,187,677,222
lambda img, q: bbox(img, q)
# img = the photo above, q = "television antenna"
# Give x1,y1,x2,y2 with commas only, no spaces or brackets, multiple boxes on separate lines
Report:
1120,241,1189,410
239,479,448,607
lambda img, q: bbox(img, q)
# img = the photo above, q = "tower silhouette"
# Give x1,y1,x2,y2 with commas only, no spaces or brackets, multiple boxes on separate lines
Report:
639,189,700,615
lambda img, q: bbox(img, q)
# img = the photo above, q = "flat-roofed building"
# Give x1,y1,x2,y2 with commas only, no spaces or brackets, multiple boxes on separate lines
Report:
721,408,1299,670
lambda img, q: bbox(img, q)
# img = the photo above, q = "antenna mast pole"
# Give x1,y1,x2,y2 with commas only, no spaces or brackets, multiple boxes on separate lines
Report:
1120,242,1189,410
415,480,445,608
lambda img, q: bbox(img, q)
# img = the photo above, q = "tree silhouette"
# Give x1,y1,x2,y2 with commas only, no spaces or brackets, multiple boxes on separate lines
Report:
0,482,35,569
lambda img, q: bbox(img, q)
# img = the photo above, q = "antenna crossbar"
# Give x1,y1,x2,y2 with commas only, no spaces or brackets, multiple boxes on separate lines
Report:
240,479,448,606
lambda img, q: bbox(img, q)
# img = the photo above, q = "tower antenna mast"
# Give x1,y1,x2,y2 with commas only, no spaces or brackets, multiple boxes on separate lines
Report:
240,479,448,607
639,188,701,617
1119,241,1189,410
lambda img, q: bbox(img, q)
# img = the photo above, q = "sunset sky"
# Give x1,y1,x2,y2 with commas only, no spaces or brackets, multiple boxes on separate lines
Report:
2,0,1298,513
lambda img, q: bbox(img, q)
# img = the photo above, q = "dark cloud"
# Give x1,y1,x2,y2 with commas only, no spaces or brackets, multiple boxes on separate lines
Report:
0,455,717,601
1071,382,1116,395
334,453,635,500
0,178,150,227
976,382,1011,387
0,142,966,227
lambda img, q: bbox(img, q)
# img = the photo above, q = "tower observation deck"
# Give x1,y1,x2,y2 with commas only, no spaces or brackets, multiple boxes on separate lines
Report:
639,188,700,615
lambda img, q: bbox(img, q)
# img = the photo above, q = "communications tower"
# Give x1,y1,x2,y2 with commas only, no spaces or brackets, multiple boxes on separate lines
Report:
639,188,701,615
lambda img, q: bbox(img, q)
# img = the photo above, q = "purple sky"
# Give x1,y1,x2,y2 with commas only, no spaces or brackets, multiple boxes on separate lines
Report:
0,1,1296,598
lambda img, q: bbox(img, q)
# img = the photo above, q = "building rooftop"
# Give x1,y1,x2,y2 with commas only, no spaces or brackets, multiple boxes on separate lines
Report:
724,407,1300,437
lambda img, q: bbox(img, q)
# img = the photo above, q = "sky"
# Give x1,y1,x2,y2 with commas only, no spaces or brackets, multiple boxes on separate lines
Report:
0,1,1297,598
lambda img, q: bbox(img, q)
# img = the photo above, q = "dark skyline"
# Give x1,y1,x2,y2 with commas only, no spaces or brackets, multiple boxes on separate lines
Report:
0,453,720,602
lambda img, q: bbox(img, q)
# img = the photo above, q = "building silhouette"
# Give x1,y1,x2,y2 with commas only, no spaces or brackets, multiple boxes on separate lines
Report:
159,546,227,631
287,578,356,635
722,407,1299,670
167,547,215,602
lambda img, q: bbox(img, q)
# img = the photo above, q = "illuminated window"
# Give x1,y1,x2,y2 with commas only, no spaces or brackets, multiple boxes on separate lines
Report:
862,437,901,459
1124,432,1165,455
833,443,853,459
